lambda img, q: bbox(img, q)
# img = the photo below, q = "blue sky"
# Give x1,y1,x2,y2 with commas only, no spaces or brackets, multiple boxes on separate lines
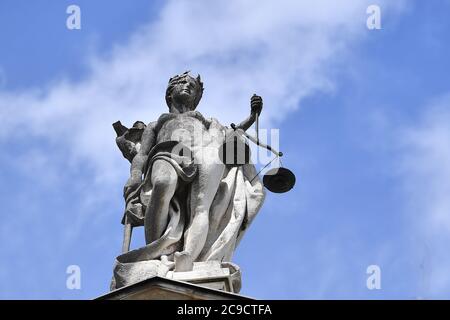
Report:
1,0,450,299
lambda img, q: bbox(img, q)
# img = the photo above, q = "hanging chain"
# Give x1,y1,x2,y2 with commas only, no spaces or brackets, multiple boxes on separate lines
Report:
250,155,279,183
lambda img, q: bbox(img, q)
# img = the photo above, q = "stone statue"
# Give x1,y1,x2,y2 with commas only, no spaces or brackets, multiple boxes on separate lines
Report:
111,71,265,293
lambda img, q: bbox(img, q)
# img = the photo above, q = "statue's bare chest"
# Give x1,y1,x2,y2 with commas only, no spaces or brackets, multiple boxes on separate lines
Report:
155,111,209,145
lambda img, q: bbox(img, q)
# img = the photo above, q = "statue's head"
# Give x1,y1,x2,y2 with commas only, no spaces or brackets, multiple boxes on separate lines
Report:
165,71,204,111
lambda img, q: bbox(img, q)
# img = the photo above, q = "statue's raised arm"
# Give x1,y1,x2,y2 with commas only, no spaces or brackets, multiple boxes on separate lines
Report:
235,94,263,131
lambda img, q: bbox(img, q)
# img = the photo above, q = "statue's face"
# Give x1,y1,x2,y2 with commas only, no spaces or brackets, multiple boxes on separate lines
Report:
170,76,199,108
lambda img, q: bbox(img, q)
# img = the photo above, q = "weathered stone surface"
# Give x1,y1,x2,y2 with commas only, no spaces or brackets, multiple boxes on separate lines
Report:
111,71,265,294
167,261,239,293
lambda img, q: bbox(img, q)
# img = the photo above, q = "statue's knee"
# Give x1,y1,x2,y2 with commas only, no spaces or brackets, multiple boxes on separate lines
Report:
152,174,177,192
192,208,209,222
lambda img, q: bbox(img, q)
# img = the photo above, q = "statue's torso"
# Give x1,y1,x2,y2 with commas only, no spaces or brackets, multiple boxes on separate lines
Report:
155,111,211,152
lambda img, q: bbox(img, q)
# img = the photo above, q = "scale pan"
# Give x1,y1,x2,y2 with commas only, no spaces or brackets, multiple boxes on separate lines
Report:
263,167,296,193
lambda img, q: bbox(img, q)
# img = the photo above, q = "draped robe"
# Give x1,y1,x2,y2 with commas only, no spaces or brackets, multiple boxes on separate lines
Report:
111,111,265,291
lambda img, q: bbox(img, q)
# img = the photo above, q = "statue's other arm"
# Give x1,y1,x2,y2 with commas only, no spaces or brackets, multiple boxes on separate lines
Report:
235,94,263,131
124,122,156,197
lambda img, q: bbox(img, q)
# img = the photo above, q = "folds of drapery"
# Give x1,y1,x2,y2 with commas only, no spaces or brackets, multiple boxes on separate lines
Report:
111,121,265,290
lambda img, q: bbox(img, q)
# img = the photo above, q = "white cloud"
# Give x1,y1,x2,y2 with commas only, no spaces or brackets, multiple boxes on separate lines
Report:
0,0,412,297
0,0,409,277
0,0,404,189
397,95,450,297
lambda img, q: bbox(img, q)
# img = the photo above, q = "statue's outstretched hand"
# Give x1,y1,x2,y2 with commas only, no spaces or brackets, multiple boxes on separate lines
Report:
124,175,142,199
251,94,263,116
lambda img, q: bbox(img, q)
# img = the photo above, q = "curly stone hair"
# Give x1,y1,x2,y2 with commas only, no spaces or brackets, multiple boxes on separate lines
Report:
165,71,204,109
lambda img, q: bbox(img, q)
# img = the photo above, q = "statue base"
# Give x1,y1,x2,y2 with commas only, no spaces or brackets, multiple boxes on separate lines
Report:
111,259,242,294
97,276,251,300
167,261,235,292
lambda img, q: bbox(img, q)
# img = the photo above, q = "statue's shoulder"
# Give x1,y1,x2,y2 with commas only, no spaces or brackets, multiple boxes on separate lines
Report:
137,121,156,142
144,121,157,131
208,117,221,124
156,113,173,122
154,113,176,132
185,110,214,129
207,117,226,132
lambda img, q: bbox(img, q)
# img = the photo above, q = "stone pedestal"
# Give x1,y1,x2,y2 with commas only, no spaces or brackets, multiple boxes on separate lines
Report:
167,261,235,292
111,259,243,294
97,276,252,300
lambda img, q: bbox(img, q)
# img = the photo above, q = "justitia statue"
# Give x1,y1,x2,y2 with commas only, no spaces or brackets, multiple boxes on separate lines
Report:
111,71,266,293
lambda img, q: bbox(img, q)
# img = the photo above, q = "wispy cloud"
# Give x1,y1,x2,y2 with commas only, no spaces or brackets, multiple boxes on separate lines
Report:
0,0,408,298
0,0,402,188
396,95,450,297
